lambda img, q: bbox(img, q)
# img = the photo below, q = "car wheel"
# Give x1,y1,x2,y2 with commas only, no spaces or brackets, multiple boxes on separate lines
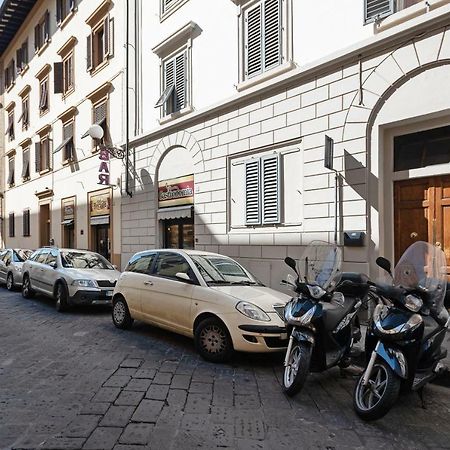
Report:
22,275,34,299
112,297,133,329
194,317,233,363
6,273,14,291
55,283,69,312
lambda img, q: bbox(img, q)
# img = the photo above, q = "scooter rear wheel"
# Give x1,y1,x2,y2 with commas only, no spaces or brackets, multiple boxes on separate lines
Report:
353,359,400,421
283,341,312,397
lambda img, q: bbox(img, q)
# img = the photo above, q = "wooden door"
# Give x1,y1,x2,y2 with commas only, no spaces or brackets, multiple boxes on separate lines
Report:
435,175,450,281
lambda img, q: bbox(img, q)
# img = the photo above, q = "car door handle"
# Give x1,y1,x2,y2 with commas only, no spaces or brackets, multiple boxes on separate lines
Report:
144,281,153,286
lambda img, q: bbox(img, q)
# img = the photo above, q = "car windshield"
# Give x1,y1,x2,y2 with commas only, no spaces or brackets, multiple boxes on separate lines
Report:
13,249,33,262
61,251,114,269
190,255,262,286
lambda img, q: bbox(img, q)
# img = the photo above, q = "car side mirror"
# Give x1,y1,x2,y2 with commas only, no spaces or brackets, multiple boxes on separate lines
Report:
49,261,57,269
175,272,192,283
376,257,392,276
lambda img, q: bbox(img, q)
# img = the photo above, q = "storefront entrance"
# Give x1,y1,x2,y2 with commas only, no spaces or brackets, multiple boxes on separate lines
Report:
89,189,112,262
93,223,110,260
164,217,194,249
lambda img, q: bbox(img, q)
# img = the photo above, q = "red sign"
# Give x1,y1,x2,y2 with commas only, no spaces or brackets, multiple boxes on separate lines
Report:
98,149,110,185
158,175,194,208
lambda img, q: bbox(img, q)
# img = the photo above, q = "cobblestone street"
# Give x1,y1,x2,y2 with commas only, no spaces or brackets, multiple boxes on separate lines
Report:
1,289,449,450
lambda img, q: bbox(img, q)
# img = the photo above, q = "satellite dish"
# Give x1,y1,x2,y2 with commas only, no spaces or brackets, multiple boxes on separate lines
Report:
87,124,104,140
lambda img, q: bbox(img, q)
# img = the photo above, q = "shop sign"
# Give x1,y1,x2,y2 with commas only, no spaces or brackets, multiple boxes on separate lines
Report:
158,175,194,208
63,199,75,220
98,149,110,185
90,193,110,217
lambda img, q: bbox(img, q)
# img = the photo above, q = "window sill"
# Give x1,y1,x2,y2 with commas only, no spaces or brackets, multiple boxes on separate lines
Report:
19,65,29,76
236,61,296,92
5,83,15,93
22,177,31,183
62,158,75,166
90,59,110,76
375,0,450,33
36,40,50,56
159,105,194,125
160,0,190,22
39,168,52,176
58,10,76,30
39,109,50,117
62,87,75,99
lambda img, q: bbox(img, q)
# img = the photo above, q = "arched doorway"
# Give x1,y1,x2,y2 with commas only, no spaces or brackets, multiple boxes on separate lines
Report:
156,146,195,249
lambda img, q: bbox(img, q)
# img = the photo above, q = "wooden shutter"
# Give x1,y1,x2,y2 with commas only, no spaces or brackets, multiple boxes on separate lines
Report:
56,0,63,24
16,48,22,71
34,24,40,51
245,3,262,78
86,34,92,71
11,59,15,83
63,121,74,160
44,11,50,42
94,102,107,124
35,142,41,173
7,158,14,185
104,15,110,57
261,154,280,224
263,0,281,70
245,159,261,225
164,58,175,114
108,17,114,58
23,210,30,237
174,52,186,111
9,213,15,238
364,0,394,24
22,149,30,178
54,62,63,93
22,40,28,65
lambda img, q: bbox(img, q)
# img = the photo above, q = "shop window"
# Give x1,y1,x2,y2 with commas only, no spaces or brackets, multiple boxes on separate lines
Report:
6,111,15,141
22,148,30,180
62,198,75,248
4,59,15,90
364,0,423,24
39,76,49,114
23,209,30,237
56,0,75,25
16,40,29,73
34,11,50,53
7,157,15,187
35,134,51,173
19,96,30,130
86,14,114,73
9,213,15,238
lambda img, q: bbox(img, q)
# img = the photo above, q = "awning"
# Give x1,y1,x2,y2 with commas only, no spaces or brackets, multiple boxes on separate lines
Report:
157,205,192,220
61,219,74,226
90,215,110,225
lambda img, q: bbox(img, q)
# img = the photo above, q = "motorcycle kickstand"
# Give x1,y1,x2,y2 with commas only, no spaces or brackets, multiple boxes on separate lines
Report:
417,386,427,410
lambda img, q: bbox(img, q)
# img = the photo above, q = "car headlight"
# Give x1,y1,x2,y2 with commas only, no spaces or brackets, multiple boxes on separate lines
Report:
72,279,97,288
404,294,423,312
236,301,271,322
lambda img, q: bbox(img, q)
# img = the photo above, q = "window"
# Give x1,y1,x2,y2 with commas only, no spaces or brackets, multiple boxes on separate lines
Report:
6,111,15,141
39,77,49,114
243,0,282,79
55,120,75,162
36,249,50,264
154,252,193,281
7,157,15,187
4,59,15,90
126,252,156,275
160,0,189,18
16,40,29,73
19,96,30,130
245,154,280,225
22,148,30,180
56,0,75,25
23,209,30,237
63,52,74,94
156,50,187,116
3,251,12,266
45,249,58,266
34,11,50,52
364,0,423,23
9,213,15,238
35,134,51,173
87,15,114,72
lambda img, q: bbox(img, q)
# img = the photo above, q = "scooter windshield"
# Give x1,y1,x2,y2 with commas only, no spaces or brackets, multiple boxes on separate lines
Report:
299,241,342,290
394,241,447,311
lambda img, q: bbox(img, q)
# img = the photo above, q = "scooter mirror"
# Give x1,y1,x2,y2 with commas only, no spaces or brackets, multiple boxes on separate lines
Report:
376,256,392,276
284,257,298,274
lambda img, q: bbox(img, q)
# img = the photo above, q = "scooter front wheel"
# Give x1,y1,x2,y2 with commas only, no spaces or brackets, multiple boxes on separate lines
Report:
283,341,312,397
353,359,400,421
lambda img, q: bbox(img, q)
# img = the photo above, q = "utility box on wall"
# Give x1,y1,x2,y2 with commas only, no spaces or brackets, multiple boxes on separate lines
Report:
344,231,365,247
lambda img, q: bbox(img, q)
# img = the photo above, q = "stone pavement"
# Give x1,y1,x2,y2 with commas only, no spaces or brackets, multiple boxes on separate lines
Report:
1,289,450,450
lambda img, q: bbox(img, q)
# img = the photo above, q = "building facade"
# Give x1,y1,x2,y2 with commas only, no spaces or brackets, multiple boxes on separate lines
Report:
1,0,124,265
122,0,450,287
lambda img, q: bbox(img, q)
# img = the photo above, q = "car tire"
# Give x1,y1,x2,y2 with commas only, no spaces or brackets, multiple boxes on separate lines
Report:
55,283,69,313
22,275,34,299
6,273,14,291
112,297,134,329
194,317,234,363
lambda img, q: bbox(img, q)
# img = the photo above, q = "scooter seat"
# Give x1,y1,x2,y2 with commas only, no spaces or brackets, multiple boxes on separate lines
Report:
322,297,357,331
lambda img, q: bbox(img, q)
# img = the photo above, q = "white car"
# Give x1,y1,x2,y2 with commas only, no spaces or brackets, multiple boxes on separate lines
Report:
0,249,33,290
22,248,121,312
112,249,290,362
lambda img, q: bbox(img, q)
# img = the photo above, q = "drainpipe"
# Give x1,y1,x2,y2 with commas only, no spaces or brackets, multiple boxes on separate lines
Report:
125,0,133,197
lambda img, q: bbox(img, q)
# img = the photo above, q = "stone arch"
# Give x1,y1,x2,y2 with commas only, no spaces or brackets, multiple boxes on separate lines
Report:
149,129,205,177
342,26,450,143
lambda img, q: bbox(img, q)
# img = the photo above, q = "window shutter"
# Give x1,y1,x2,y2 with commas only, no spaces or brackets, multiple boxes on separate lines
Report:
245,159,261,225
94,102,107,124
63,122,74,160
44,11,50,42
24,99,29,127
86,34,92,71
16,48,22,71
35,142,41,173
263,0,281,70
7,158,14,185
39,81,48,110
364,0,394,24
164,58,175,114
11,59,16,82
261,154,280,224
56,0,63,24
23,210,30,237
104,15,110,57
245,3,262,78
53,62,63,93
34,25,40,51
108,17,114,58
22,150,30,178
9,213,15,238
163,0,175,14
174,52,186,111
22,40,28,65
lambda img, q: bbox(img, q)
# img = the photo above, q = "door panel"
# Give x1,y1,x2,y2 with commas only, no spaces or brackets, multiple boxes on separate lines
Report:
435,175,450,281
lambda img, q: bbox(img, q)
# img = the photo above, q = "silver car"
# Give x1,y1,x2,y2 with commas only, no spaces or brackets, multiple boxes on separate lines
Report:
21,247,121,312
0,249,33,290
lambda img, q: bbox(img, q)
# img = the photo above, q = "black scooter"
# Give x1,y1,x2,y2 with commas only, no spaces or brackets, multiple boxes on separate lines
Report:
281,242,370,396
353,241,449,421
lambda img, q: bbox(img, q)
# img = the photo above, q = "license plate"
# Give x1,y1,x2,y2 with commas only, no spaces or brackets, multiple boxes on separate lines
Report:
280,333,288,340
